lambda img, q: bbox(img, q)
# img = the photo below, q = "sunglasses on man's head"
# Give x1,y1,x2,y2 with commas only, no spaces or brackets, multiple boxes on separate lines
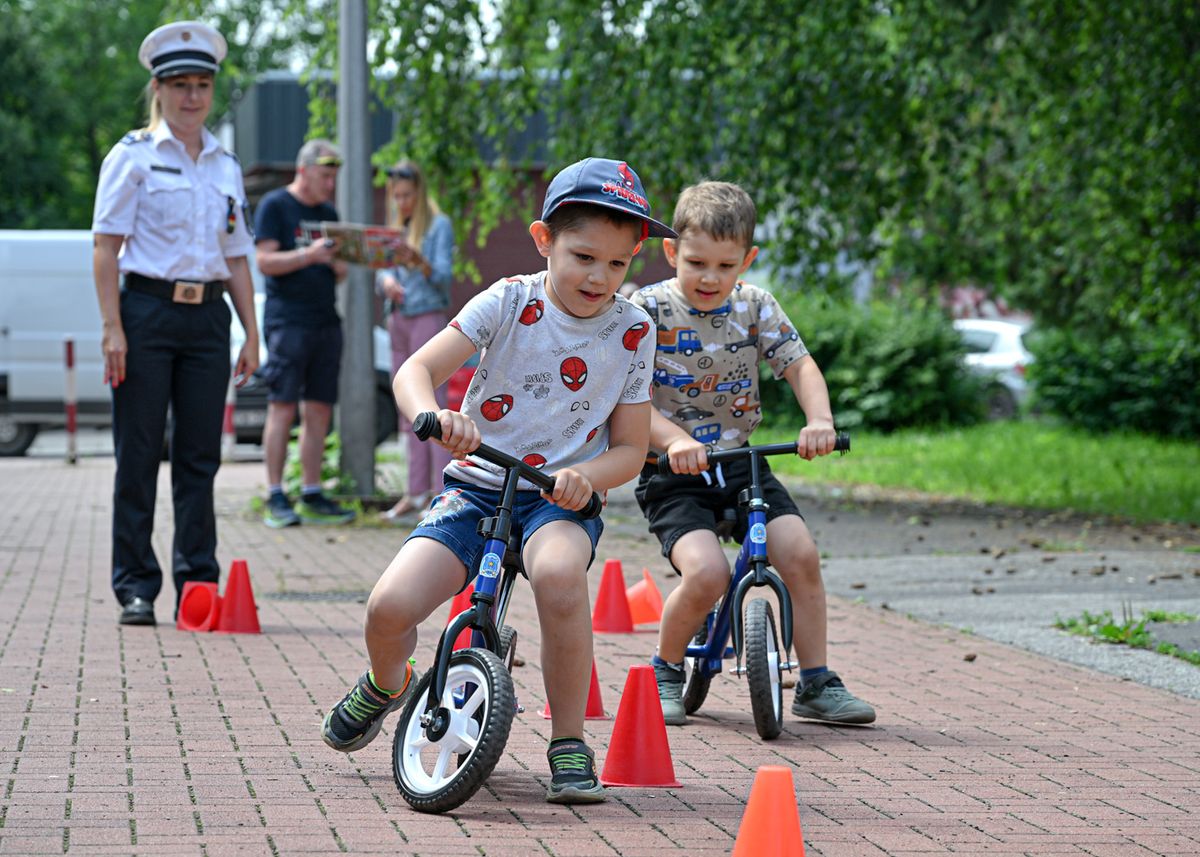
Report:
315,155,343,167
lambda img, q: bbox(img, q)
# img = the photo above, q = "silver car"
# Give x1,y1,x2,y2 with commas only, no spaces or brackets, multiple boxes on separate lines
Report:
954,318,1033,420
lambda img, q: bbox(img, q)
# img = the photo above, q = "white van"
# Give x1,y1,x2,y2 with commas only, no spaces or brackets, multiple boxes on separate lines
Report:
0,229,397,455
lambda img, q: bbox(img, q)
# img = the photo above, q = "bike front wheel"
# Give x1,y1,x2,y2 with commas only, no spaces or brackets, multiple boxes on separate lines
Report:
393,648,516,813
744,598,783,740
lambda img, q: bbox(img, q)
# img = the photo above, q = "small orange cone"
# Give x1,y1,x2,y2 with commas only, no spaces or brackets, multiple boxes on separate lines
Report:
592,558,634,633
176,581,222,632
731,766,806,857
625,567,663,625
446,583,475,650
599,665,680,787
541,660,611,720
214,559,261,634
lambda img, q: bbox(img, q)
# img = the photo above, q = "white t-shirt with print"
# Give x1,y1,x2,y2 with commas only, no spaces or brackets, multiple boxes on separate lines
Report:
447,271,656,490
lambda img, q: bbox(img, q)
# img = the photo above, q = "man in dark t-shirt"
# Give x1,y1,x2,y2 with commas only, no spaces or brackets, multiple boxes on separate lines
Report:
254,139,355,527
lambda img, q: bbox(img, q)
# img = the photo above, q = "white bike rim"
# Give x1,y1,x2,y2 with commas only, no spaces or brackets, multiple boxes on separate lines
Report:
399,661,491,793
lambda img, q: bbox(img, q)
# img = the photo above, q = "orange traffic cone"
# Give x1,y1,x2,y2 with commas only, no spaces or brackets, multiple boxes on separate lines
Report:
176,581,222,632
541,660,611,720
731,766,806,857
592,558,634,633
446,583,475,650
599,665,680,787
214,559,261,634
625,567,663,625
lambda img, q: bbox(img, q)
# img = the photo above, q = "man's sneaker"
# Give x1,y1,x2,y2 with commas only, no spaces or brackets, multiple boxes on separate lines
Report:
263,493,300,528
298,492,356,525
653,659,687,726
322,666,417,752
546,739,606,804
791,671,876,724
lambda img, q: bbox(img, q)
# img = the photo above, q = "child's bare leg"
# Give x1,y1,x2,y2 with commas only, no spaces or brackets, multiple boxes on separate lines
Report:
523,521,594,740
658,529,730,662
766,516,826,668
365,536,468,689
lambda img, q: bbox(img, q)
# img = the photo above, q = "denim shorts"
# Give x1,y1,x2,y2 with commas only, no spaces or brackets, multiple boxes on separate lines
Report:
406,479,605,589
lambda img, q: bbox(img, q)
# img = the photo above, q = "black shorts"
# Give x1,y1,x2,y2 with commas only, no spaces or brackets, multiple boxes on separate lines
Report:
261,323,343,404
634,453,801,570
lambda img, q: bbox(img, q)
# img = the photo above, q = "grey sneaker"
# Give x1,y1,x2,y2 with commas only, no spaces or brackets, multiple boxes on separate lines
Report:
322,666,417,752
546,739,606,804
791,671,876,724
653,660,687,726
298,492,356,525
263,492,300,528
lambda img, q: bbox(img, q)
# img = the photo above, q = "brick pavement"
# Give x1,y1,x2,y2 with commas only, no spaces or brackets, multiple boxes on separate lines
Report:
1,457,1198,856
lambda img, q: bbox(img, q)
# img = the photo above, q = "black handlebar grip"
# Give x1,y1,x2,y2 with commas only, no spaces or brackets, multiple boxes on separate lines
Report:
580,493,604,520
656,455,673,476
835,431,850,453
412,411,441,441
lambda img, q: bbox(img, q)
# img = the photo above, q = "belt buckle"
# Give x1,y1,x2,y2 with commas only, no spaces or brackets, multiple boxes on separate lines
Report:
173,280,204,304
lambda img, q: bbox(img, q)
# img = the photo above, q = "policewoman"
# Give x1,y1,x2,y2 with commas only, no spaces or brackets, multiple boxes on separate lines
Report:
92,21,259,626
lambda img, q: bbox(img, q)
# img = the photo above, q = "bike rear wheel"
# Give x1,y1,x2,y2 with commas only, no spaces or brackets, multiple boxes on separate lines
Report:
393,648,516,813
744,598,783,740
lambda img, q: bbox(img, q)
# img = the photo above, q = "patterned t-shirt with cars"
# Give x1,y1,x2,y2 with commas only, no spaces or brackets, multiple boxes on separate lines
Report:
630,279,808,452
446,271,656,490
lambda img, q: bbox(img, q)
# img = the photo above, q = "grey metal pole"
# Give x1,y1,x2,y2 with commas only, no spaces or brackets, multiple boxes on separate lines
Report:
337,0,375,496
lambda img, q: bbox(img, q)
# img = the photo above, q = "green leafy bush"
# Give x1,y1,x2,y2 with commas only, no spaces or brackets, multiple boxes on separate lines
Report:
1029,325,1199,439
761,292,985,432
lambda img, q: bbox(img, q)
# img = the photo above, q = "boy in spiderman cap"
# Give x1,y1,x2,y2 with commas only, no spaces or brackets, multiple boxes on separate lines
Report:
631,181,875,728
321,158,671,804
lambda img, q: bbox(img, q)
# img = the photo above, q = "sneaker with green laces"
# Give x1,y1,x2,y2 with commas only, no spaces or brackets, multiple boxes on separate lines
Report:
791,671,876,724
298,492,356,525
263,492,300,528
653,660,687,726
546,738,606,804
322,665,417,752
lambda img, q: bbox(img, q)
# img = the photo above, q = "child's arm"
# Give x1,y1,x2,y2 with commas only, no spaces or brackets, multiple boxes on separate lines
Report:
549,400,651,511
783,354,837,460
393,326,480,456
653,409,712,476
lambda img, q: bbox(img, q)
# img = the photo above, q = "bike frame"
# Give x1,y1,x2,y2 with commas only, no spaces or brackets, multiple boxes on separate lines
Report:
676,437,848,679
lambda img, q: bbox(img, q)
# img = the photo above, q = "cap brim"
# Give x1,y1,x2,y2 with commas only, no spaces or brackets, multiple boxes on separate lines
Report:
154,61,219,78
554,197,677,239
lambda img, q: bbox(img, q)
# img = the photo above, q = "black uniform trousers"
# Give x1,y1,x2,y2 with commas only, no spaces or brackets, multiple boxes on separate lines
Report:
111,288,231,608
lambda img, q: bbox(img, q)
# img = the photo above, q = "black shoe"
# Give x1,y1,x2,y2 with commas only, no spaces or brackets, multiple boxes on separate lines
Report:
263,492,300,528
119,597,156,626
546,738,606,804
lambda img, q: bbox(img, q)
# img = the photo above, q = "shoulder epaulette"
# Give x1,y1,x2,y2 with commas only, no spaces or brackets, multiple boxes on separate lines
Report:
119,130,152,145
222,149,240,163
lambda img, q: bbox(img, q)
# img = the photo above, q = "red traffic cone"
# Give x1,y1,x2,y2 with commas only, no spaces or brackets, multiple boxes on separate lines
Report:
541,660,611,720
731,766,806,856
446,583,474,650
625,567,663,625
599,665,680,787
592,558,634,633
176,581,222,632
214,559,261,634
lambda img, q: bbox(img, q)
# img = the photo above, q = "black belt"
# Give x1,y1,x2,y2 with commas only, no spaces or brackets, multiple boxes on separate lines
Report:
124,272,226,304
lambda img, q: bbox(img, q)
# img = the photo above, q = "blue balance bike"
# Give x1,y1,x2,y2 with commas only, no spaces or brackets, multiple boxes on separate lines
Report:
392,411,603,813
657,433,849,739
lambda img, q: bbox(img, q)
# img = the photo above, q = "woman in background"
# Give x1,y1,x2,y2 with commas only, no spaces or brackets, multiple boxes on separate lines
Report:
377,161,455,519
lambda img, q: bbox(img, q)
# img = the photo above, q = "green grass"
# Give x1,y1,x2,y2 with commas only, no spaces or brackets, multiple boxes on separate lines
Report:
760,421,1200,525
1054,606,1200,666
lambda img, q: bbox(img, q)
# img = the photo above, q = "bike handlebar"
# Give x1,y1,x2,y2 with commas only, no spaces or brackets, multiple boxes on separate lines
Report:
413,411,603,520
657,432,851,476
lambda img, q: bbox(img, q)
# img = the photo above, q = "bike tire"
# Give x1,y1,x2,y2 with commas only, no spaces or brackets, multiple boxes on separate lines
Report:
744,598,783,740
498,625,518,673
393,648,516,813
682,620,714,714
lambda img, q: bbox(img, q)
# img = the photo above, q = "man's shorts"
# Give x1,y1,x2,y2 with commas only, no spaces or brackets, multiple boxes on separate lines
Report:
635,453,801,569
260,323,343,404
407,479,605,591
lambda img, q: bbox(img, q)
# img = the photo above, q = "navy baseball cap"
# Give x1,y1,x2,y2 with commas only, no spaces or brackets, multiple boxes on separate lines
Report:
542,158,676,240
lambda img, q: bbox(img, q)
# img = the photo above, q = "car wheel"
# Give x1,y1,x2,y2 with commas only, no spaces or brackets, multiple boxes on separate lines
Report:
984,385,1018,420
375,386,398,446
0,418,38,456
